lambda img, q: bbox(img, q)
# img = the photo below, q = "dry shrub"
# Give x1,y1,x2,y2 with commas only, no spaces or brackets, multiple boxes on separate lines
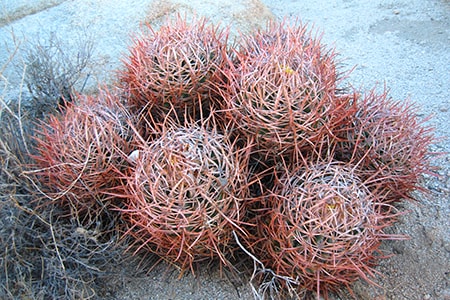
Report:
335,89,435,202
31,88,133,219
119,15,229,121
21,31,94,116
120,124,250,274
256,162,405,298
0,200,127,300
218,20,354,161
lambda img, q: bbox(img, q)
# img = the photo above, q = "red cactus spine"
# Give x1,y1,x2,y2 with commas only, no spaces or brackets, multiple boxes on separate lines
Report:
257,161,406,297
119,124,250,273
32,89,133,217
217,20,354,163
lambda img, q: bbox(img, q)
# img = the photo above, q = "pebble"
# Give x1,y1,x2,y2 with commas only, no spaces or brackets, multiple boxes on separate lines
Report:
444,241,450,252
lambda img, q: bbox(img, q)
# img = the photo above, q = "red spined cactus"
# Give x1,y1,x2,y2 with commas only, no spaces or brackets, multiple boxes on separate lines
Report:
119,15,229,121
120,124,250,273
335,89,435,202
257,161,404,298
218,20,354,161
32,89,133,216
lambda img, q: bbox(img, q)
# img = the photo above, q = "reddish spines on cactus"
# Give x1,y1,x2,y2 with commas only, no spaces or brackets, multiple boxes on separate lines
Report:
257,161,405,297
218,21,354,162
119,124,250,273
119,15,229,119
32,89,133,216
335,89,435,202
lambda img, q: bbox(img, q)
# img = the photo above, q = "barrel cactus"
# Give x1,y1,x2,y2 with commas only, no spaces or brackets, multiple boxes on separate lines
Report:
257,161,403,297
335,89,435,203
32,89,133,217
218,21,354,162
120,124,249,272
119,15,228,124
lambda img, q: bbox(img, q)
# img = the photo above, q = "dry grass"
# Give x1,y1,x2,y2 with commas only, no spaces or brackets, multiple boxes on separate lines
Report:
19,30,94,117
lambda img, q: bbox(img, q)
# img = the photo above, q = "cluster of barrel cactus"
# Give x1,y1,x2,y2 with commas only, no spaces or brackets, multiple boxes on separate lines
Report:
32,16,434,298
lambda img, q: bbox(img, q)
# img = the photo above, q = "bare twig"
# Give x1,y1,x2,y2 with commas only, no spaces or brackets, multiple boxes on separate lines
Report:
232,231,300,300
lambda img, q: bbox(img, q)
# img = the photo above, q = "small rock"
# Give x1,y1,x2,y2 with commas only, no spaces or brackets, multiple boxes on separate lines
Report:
392,242,405,254
445,241,450,252
423,226,442,246
127,149,140,164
